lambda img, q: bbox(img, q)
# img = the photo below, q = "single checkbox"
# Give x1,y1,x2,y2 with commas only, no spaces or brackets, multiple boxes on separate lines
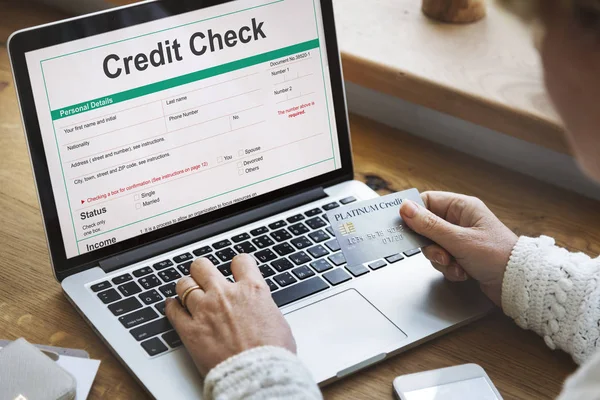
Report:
136,203,141,209
134,194,140,201
238,150,244,156
238,169,244,175
237,162,243,168
217,156,224,163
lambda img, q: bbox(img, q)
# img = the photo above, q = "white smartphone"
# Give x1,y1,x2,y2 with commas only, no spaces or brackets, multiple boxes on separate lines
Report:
393,364,503,400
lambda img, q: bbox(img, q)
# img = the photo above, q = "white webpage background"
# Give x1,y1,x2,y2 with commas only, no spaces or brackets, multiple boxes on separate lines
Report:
25,0,341,258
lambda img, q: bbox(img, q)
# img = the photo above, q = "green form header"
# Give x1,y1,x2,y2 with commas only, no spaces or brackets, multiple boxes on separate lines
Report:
50,38,319,121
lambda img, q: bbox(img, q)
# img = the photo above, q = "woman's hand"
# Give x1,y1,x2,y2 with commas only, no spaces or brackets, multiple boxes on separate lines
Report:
400,191,518,306
165,254,296,376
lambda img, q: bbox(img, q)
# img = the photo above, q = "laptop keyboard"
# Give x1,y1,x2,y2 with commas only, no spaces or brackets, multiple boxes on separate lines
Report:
88,197,422,357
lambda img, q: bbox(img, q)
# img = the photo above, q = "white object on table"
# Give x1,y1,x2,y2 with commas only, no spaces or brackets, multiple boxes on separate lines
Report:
393,364,503,400
56,355,101,400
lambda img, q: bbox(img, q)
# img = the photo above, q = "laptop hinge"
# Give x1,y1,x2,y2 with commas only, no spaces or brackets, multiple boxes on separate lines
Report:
98,187,327,273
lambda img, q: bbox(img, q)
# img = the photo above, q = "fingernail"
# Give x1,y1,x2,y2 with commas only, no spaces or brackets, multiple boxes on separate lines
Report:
435,253,446,266
450,266,467,281
401,200,419,218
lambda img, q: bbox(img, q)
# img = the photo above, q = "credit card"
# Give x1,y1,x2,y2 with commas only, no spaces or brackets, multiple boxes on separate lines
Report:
326,189,432,267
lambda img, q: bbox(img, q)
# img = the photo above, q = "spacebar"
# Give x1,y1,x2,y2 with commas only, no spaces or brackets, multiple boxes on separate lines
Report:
272,277,329,307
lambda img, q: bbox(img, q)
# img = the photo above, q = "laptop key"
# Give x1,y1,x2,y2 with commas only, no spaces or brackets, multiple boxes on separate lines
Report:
290,251,311,266
216,248,237,262
308,230,329,243
287,214,305,223
173,253,193,264
305,208,322,217
217,262,232,277
271,258,295,272
118,281,142,297
368,260,387,270
234,241,257,254
193,246,212,257
323,268,352,286
346,264,370,277
404,248,422,257
108,297,142,316
98,288,121,304
119,307,159,329
133,267,153,278
326,226,335,236
159,282,176,297
322,214,329,222
231,233,251,243
252,235,274,249
310,259,333,273
162,330,183,348
322,202,340,211
250,226,268,236
131,318,173,341
273,272,297,287
293,265,315,280
324,239,341,252
153,259,174,271
290,236,312,249
158,268,181,283
178,261,192,275
272,277,329,307
273,242,295,256
385,254,405,264
269,220,287,229
205,254,220,265
138,275,161,290
141,337,168,356
271,229,292,242
305,217,327,230
213,239,232,250
259,265,276,278
340,196,357,205
328,252,346,266
155,301,166,315
288,223,309,236
112,273,132,285
90,281,111,292
139,289,163,305
255,249,277,263
266,279,278,292
307,245,329,259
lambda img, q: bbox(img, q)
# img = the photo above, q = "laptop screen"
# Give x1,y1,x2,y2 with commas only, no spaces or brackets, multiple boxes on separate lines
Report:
23,0,342,259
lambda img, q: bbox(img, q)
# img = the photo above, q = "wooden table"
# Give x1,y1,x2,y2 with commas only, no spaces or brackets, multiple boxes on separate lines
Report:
335,0,568,155
2,2,599,399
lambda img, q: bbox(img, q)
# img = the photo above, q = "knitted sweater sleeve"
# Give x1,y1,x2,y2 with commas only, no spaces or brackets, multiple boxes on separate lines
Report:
502,235,600,365
203,346,323,400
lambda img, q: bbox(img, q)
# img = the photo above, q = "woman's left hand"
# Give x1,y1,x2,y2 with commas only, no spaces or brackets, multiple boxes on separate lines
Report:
165,254,296,376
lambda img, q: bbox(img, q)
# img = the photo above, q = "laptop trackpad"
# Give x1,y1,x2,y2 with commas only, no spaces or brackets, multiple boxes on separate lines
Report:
284,289,407,382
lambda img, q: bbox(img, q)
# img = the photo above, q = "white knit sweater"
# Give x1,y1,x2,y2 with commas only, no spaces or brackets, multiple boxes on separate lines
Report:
203,236,600,400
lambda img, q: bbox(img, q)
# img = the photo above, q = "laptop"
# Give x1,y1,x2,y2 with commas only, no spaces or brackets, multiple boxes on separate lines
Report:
8,0,493,397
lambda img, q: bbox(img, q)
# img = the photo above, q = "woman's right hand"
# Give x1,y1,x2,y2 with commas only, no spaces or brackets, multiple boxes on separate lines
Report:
399,191,518,306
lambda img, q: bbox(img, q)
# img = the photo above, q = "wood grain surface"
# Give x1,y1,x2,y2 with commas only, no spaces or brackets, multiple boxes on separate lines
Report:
333,0,570,155
1,2,598,399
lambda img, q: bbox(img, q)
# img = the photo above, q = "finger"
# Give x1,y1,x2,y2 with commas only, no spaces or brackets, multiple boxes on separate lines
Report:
432,261,468,282
176,276,205,309
422,244,452,266
230,253,264,284
421,191,484,226
400,199,465,250
165,297,192,332
190,257,227,291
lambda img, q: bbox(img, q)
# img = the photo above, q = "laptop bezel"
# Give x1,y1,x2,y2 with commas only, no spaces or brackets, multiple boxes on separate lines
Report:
8,0,353,281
